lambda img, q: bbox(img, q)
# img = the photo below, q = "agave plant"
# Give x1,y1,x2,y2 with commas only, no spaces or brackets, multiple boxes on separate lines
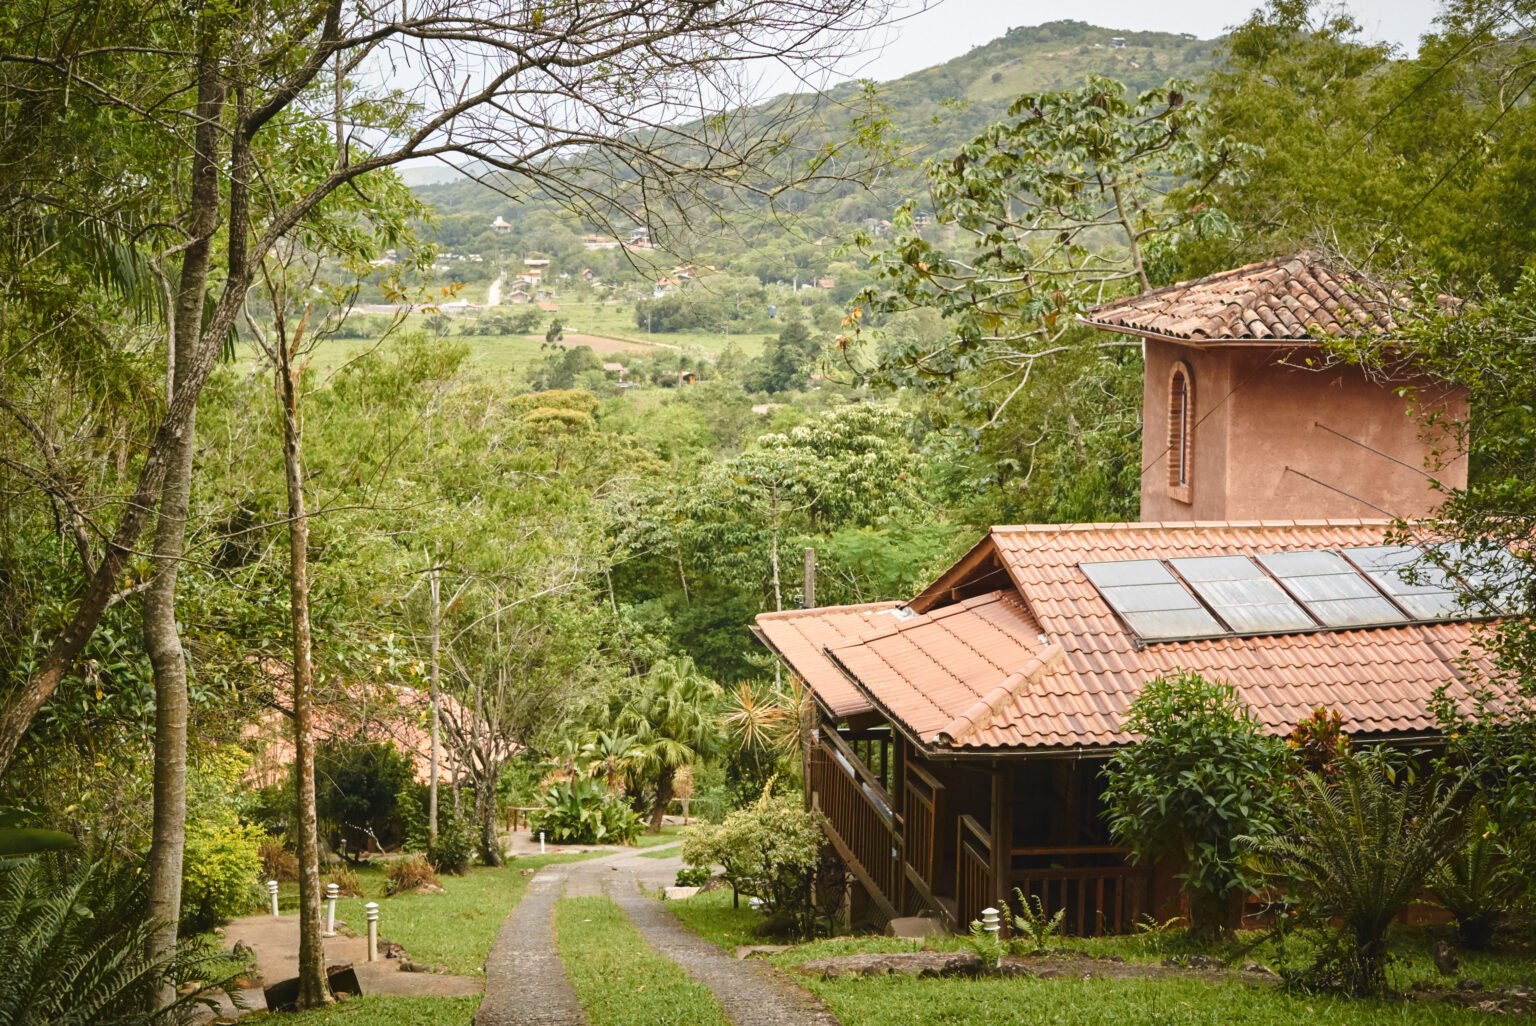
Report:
1243,754,1468,996
0,856,242,1025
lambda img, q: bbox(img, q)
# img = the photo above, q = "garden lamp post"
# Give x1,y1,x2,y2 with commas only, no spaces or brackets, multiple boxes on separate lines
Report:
267,879,279,918
324,883,338,937
365,902,380,961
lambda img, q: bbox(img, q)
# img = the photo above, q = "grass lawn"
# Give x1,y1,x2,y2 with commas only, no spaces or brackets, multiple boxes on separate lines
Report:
633,823,684,848
555,896,729,1026
669,890,1535,1026
244,995,479,1026
275,852,591,975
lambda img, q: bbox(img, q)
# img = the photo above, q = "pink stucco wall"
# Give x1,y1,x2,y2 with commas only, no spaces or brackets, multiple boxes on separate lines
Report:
1140,339,1468,523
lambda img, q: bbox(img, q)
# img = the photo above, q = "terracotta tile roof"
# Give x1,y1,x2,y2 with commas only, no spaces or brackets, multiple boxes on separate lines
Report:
754,601,903,718
771,521,1500,754
1081,253,1400,343
824,592,1054,745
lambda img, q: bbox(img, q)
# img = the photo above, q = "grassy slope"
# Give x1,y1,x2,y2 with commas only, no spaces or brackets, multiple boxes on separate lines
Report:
259,996,481,1026
556,896,730,1026
669,890,1534,1026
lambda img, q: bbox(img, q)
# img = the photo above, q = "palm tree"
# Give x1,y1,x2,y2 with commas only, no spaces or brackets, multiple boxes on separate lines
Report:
616,656,722,832
580,729,641,793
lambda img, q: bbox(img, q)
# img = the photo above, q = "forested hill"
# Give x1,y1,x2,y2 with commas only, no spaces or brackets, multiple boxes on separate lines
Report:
412,20,1221,259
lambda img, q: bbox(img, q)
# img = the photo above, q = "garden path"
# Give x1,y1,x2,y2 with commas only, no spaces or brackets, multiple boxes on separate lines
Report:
476,847,842,1026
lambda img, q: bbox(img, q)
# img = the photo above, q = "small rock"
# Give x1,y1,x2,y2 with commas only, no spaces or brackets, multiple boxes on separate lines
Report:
1475,1000,1503,1014
798,951,983,980
663,886,700,901
885,916,946,939
231,940,255,962
1243,962,1278,977
735,945,792,960
1458,979,1485,991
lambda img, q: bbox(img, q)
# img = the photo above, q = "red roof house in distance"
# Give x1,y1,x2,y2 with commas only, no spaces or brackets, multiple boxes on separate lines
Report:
758,254,1506,937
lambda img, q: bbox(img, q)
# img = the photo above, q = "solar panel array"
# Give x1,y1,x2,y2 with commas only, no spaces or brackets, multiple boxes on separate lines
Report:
1081,543,1521,643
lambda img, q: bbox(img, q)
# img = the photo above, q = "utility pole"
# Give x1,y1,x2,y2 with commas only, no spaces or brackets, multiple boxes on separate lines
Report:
428,564,442,840
803,547,816,608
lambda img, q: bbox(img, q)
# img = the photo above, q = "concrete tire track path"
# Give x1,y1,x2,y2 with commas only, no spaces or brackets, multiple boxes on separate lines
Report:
476,848,842,1026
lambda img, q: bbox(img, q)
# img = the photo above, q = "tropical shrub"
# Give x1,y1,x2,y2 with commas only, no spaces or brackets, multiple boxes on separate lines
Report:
326,865,363,898
181,818,264,930
1430,807,1525,950
529,778,643,845
1102,672,1288,939
675,865,712,887
1244,754,1468,996
315,739,415,858
680,788,832,938
0,856,241,1025
427,818,474,876
612,656,722,831
384,855,441,896
258,839,299,883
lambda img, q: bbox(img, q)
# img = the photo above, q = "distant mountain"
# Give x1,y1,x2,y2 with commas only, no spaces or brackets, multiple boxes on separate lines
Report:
410,21,1222,277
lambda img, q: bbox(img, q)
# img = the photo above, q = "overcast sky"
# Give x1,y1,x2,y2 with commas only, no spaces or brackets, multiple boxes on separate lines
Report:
837,0,1443,83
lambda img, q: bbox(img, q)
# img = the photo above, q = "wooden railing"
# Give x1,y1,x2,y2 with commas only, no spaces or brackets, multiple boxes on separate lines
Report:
808,730,902,909
955,815,993,930
902,762,942,895
1005,851,1151,936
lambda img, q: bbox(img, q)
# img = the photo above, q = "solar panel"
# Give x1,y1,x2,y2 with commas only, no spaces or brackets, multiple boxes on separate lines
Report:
1437,541,1526,614
1080,559,1225,640
1257,550,1409,627
1169,556,1317,633
1341,545,1473,620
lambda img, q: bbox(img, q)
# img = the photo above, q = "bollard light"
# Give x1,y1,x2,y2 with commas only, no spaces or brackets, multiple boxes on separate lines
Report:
980,907,1001,968
267,879,280,918
364,901,380,962
538,831,546,855
324,883,339,937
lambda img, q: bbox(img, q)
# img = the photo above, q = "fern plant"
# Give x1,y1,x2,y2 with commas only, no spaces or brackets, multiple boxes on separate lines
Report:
1005,888,1066,955
0,856,242,1025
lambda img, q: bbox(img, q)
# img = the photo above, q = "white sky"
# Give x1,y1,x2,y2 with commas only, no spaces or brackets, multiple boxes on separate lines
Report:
837,0,1443,83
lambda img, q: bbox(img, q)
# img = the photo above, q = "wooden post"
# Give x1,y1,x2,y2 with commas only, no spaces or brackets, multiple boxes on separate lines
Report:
989,765,1013,913
427,564,441,841
802,547,816,608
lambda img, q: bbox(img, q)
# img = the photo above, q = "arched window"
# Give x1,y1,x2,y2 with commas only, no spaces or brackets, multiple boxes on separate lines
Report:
1168,363,1193,501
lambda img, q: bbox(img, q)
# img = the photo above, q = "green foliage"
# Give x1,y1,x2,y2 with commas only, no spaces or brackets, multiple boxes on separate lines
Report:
1004,888,1067,955
675,865,712,887
426,817,474,876
181,818,264,930
528,778,643,846
1429,808,1525,950
1102,673,1287,937
0,810,75,859
612,656,723,829
315,739,416,857
1244,754,1469,997
744,319,821,393
679,788,833,939
0,857,241,1026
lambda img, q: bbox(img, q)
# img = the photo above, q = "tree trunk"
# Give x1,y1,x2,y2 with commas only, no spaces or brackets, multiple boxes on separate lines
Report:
1186,888,1241,943
428,565,441,841
475,770,502,867
279,338,331,1009
144,50,225,998
651,767,675,833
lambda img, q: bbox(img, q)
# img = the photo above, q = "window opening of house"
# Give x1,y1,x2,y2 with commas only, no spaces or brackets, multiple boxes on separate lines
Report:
1169,366,1192,493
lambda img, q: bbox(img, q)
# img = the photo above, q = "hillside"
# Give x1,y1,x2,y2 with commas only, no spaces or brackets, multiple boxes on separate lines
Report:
413,21,1220,255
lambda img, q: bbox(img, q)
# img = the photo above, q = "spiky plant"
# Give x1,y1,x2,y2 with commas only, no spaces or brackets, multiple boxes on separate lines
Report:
1243,755,1468,996
1430,807,1525,950
0,856,242,1025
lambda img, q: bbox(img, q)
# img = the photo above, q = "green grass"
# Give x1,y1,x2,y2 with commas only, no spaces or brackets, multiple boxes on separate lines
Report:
275,853,591,975
668,890,1534,1025
244,995,479,1026
633,824,684,848
638,845,683,859
556,896,729,1026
